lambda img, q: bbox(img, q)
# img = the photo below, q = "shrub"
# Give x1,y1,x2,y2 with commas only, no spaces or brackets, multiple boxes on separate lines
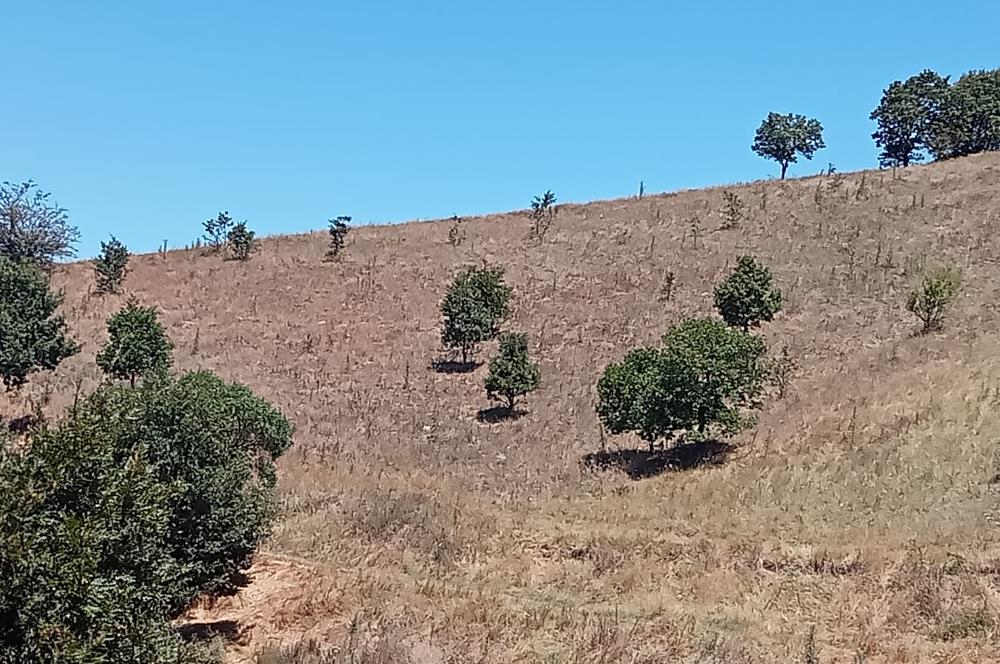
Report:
227,221,258,261
96,298,173,386
440,265,512,364
94,235,130,294
906,267,961,333
485,332,540,414
325,215,351,261
720,191,745,229
528,190,557,241
597,318,770,451
751,112,825,179
203,211,234,253
0,255,78,389
0,180,80,266
714,256,782,331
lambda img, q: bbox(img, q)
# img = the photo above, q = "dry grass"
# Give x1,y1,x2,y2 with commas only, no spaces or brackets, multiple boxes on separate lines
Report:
8,154,1000,662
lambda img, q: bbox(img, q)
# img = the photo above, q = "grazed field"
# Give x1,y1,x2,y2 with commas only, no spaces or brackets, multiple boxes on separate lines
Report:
7,153,1000,662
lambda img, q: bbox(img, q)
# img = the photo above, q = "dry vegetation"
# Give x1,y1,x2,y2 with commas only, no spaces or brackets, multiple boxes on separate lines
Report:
6,154,1000,662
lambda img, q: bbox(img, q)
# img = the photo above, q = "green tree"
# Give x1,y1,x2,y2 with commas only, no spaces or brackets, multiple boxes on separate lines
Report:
94,235,130,294
906,267,961,334
325,215,351,261
0,180,80,266
485,332,540,414
203,211,235,253
440,265,512,364
0,397,198,663
0,255,78,390
227,221,258,261
930,69,1000,159
96,299,173,386
870,69,951,167
751,112,825,179
714,256,783,331
597,319,770,451
0,369,292,662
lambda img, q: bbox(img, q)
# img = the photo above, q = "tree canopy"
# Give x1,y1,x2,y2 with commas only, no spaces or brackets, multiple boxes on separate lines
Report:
97,299,174,387
751,112,825,179
597,319,770,451
714,256,782,331
441,265,512,364
0,180,80,266
485,332,540,414
870,69,951,167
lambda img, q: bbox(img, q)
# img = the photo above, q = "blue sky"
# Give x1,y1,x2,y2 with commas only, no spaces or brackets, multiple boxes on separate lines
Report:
2,1,997,257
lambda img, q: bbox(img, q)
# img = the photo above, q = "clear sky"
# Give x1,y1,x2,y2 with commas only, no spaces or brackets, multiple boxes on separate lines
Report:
2,1,997,257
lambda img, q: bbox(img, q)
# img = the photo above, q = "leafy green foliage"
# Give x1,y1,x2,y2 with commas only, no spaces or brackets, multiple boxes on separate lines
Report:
931,69,1000,159
870,70,951,167
714,256,782,331
94,235,130,294
441,265,512,364
227,221,258,261
906,267,961,334
0,391,201,663
325,215,351,261
751,112,825,179
0,369,291,661
485,332,540,413
597,319,770,450
0,180,80,266
96,298,173,386
0,255,78,389
203,211,235,253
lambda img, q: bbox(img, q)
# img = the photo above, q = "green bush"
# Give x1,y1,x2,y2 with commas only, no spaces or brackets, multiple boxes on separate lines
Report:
227,221,258,261
0,368,293,661
906,267,961,334
325,216,351,261
714,256,782,331
597,318,770,451
202,211,235,253
440,265,512,364
485,332,540,414
0,255,78,389
97,298,173,386
94,235,130,294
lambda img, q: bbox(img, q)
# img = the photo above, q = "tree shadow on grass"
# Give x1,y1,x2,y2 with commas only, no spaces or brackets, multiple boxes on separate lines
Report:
6,414,37,435
430,358,481,374
476,405,525,424
581,440,733,480
175,619,240,643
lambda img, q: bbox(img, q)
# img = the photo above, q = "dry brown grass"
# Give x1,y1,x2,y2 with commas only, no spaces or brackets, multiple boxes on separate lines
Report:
7,154,1000,662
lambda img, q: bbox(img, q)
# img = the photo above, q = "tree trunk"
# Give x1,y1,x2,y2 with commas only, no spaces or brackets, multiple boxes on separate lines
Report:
506,393,516,415
461,343,468,365
780,162,788,179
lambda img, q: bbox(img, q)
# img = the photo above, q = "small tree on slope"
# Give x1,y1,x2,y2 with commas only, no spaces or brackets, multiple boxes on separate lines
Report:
97,299,173,387
94,235,130,294
714,256,783,332
485,332,540,415
751,112,825,179
440,265,512,364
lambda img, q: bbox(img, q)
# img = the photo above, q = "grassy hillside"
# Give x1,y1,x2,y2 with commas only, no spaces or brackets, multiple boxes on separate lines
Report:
8,154,1000,662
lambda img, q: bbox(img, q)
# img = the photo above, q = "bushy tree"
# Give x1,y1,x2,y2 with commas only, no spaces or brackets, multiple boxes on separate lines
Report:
714,256,782,331
97,299,173,386
203,211,235,253
751,112,825,179
0,180,80,266
227,221,258,261
597,319,769,451
0,255,78,389
870,69,951,167
906,267,961,334
930,69,1000,159
0,410,192,663
0,369,292,661
441,265,512,364
528,190,557,241
485,332,540,414
325,215,351,261
94,234,130,294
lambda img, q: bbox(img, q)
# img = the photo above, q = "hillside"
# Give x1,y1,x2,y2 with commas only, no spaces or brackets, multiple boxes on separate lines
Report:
8,154,1000,662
